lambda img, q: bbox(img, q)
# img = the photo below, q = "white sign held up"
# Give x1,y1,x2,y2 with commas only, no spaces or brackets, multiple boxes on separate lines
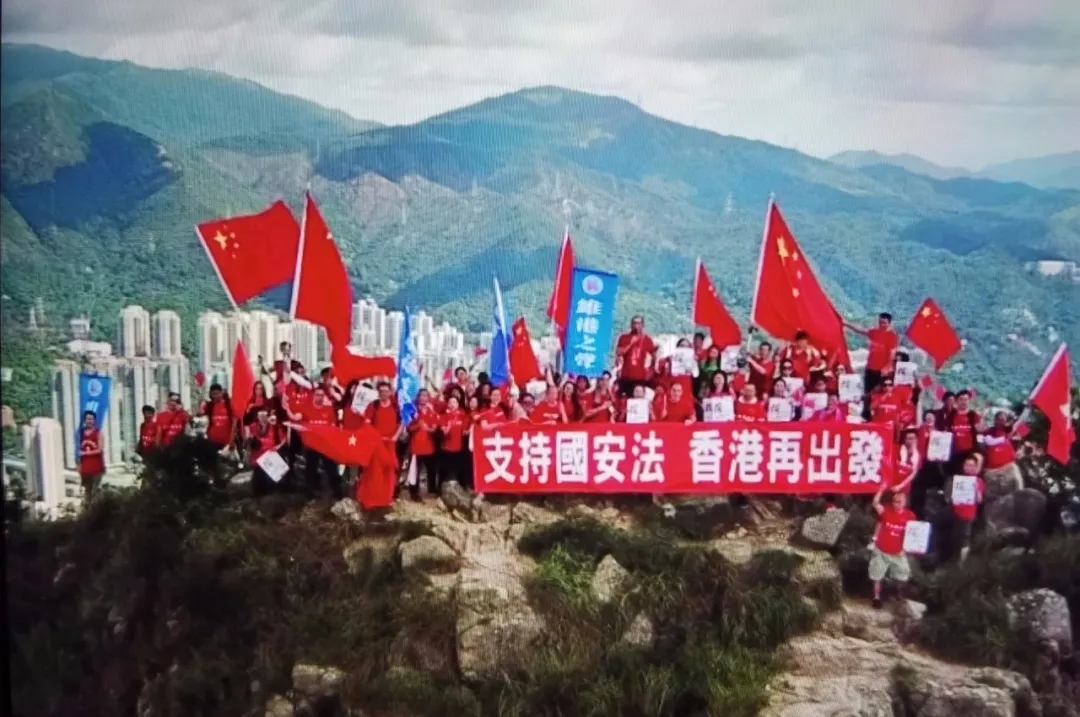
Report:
767,397,794,422
926,430,953,462
720,346,741,373
256,450,291,483
625,398,650,424
702,396,735,423
839,373,864,403
670,347,697,377
903,521,932,555
951,475,978,506
894,361,918,387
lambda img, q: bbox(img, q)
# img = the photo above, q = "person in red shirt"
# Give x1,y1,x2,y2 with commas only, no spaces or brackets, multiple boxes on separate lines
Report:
945,453,985,563
243,382,271,433
558,381,578,423
734,383,766,422
78,410,105,503
662,383,696,424
247,409,286,497
893,429,920,493
504,389,531,424
439,395,470,488
746,340,776,399
406,389,440,500
476,387,509,430
777,331,824,383
812,393,847,423
615,315,658,397
136,405,158,458
288,385,342,499
981,411,1022,496
531,384,567,425
870,377,901,432
947,389,981,472
706,371,732,398
845,312,898,395
199,383,237,452
582,376,616,423
156,393,190,446
692,331,709,362
263,341,293,385
773,359,803,400
364,381,403,475
869,484,917,609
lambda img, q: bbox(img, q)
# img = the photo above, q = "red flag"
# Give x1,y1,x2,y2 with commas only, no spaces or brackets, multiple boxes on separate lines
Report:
1029,344,1075,464
692,259,742,349
290,193,352,348
919,374,934,389
474,346,489,357
229,340,256,418
509,317,543,384
194,371,206,388
905,298,962,370
546,230,575,345
750,201,850,367
196,201,300,306
292,423,399,509
332,345,397,385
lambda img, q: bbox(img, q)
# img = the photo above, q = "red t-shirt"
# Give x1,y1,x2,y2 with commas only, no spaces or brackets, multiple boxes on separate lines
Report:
79,427,105,477
250,424,283,462
364,400,401,441
561,396,579,423
779,345,819,382
581,390,614,423
952,475,985,522
302,401,338,428
616,333,657,381
138,419,157,451
476,406,507,429
735,398,765,422
982,429,1016,469
530,400,563,425
157,409,190,445
866,328,898,372
749,357,776,396
664,398,696,423
950,410,980,454
408,405,439,456
871,391,900,427
874,507,916,556
813,406,847,423
440,408,467,453
893,446,920,489
203,399,234,446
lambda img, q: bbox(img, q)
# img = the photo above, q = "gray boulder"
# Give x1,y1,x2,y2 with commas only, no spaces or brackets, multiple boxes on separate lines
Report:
800,508,850,549
591,554,632,604
1007,588,1072,656
984,489,1047,542
440,480,479,521
399,535,458,571
291,663,345,699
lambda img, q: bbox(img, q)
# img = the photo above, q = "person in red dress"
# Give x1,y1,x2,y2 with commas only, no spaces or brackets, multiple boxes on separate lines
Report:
247,409,287,497
869,484,917,609
615,315,658,397
844,313,898,396
439,395,470,488
156,393,191,446
78,411,105,503
136,405,158,458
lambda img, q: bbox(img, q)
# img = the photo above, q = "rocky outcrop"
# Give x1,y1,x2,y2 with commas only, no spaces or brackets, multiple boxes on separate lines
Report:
1007,588,1073,656
341,535,395,575
329,498,363,525
620,612,655,648
440,481,480,522
984,489,1048,544
591,555,632,604
456,560,543,680
799,508,850,549
510,501,559,526
399,535,458,571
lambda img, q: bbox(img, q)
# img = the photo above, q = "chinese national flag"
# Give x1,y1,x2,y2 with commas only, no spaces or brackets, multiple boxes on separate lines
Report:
905,298,962,370
292,423,399,509
196,201,300,306
750,201,850,367
509,317,543,384
1028,344,1075,464
546,230,575,345
332,345,397,384
692,259,742,349
290,193,353,348
229,340,256,418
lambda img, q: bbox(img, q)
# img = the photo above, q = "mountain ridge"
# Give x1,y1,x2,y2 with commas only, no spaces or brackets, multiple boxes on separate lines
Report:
1,43,1078,404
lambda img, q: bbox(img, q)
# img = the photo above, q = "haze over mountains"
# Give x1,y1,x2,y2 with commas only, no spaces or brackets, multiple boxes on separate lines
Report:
829,150,1080,191
1,43,1079,398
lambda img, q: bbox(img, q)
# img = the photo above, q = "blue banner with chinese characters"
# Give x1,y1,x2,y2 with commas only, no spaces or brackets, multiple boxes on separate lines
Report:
76,372,111,458
564,268,620,377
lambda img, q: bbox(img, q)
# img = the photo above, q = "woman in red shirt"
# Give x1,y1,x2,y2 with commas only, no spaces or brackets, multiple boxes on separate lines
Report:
136,405,158,458
581,378,616,423
812,393,847,423
440,395,470,488
476,387,509,431
981,411,1022,497
531,384,567,425
247,409,286,497
243,381,271,433
559,381,578,423
78,411,105,503
746,340,776,399
407,389,440,500
705,371,732,398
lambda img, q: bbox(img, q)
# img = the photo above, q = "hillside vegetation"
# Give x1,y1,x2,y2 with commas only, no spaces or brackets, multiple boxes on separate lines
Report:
1,43,1079,418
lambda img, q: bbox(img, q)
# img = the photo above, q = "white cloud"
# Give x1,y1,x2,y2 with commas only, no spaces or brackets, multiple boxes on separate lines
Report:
3,0,1078,168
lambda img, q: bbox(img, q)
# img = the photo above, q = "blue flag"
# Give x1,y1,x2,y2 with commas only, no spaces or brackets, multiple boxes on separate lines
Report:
396,307,421,426
76,373,112,459
564,268,620,378
488,276,512,387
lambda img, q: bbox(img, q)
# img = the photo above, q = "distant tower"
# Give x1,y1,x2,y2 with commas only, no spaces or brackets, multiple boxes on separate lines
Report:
724,192,734,215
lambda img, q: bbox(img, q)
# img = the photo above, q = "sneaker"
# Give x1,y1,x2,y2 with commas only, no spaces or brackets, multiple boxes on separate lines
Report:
872,598,883,610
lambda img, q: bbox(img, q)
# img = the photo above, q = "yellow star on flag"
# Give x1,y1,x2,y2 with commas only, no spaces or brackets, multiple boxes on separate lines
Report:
348,435,357,446
777,237,790,260
792,251,799,262
213,231,228,250
792,288,800,297
921,306,932,318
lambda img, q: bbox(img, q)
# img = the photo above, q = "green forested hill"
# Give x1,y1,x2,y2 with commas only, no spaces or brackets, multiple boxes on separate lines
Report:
1,44,1078,417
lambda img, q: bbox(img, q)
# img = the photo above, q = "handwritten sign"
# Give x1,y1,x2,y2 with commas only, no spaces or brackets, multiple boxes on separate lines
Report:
839,373,864,403
895,361,918,387
350,385,378,414
670,347,696,377
951,475,978,506
927,430,953,462
767,397,794,422
720,346,741,373
903,521,932,555
802,392,828,419
625,398,650,424
703,396,735,423
256,450,290,483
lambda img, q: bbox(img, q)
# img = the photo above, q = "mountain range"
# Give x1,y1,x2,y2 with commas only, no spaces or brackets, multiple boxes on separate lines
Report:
829,150,1080,191
1,42,1079,405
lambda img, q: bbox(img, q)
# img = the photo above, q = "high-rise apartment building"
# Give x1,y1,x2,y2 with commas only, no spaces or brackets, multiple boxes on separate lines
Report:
118,305,151,357
151,310,182,358
23,417,66,507
196,311,227,378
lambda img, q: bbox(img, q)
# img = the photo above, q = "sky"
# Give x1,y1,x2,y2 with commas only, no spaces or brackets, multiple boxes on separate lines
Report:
3,0,1079,169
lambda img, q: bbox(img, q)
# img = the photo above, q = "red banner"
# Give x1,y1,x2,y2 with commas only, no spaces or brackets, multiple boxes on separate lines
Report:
472,422,894,494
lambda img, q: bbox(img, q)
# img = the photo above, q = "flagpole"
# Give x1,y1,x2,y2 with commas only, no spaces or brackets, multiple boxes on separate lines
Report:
550,226,570,375
288,192,309,319
746,193,775,354
691,257,701,327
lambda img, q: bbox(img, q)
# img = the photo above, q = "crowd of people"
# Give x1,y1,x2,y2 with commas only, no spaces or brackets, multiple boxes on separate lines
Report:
76,313,1024,608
